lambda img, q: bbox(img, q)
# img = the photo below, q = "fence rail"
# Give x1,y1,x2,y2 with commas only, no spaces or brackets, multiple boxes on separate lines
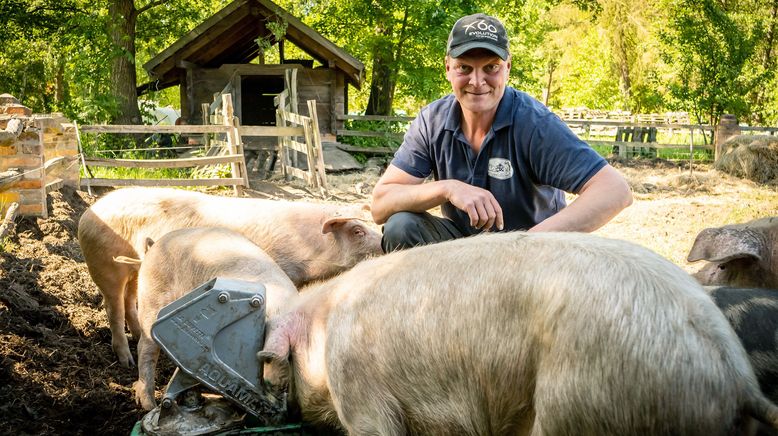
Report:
333,113,778,162
79,94,249,194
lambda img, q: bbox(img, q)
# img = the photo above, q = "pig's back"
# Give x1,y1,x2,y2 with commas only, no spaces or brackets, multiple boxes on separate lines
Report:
139,227,297,318
322,231,756,435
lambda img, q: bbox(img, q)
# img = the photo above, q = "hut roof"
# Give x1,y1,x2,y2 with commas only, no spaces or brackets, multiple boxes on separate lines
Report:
140,0,364,92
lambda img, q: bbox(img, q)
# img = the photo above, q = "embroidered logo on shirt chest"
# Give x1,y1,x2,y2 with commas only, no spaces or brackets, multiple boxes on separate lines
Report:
488,158,513,180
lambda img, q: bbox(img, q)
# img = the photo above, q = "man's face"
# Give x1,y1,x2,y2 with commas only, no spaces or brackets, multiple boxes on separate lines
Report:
445,48,511,116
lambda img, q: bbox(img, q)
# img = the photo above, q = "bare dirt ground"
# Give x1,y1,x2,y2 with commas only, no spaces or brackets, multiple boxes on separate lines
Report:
0,159,776,435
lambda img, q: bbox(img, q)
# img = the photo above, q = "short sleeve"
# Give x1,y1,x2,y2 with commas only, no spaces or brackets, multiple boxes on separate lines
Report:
390,113,433,179
528,113,607,194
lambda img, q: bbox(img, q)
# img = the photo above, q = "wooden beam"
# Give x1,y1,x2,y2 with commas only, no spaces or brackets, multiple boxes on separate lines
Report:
79,125,230,134
45,178,65,194
307,99,328,192
336,129,404,141
83,154,245,168
335,144,396,155
337,114,415,122
0,202,19,239
0,169,22,192
80,178,245,187
239,125,304,136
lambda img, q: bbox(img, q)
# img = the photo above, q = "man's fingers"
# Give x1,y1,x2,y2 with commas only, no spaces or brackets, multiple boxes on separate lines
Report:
491,198,504,230
474,203,489,228
465,204,479,227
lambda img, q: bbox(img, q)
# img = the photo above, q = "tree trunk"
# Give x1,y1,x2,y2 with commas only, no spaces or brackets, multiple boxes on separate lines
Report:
543,60,557,106
365,39,395,116
615,28,632,108
55,57,67,108
108,0,142,125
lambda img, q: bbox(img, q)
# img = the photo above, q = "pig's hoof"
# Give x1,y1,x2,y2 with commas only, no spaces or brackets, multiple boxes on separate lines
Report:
118,351,136,368
133,381,156,411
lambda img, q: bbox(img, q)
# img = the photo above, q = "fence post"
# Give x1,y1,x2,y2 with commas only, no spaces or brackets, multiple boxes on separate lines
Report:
221,94,244,196
307,100,328,193
301,113,319,189
714,114,740,163
201,102,211,150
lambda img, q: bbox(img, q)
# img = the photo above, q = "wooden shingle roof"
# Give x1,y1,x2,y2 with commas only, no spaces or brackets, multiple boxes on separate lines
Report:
141,0,364,91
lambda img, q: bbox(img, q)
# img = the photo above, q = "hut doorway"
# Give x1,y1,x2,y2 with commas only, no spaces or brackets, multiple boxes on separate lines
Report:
239,75,284,126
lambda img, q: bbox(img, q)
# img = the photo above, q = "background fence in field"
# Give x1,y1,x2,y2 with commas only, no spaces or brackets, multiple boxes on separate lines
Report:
334,112,778,163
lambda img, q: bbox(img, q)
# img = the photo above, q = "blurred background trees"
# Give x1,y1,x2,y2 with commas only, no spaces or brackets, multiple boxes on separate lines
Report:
1,0,776,125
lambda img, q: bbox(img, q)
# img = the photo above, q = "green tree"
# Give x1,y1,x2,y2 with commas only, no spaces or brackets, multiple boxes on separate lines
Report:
285,0,478,115
659,0,759,125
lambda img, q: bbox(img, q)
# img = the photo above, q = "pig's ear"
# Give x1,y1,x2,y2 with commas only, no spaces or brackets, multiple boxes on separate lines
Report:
321,217,352,234
322,204,372,234
144,237,155,254
113,256,142,271
687,227,764,263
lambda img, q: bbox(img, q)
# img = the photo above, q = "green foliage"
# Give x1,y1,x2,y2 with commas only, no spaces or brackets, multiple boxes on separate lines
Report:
1,0,778,131
337,118,408,150
658,0,759,125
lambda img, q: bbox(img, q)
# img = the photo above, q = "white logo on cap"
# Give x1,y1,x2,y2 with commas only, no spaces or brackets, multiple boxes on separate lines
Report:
462,19,499,41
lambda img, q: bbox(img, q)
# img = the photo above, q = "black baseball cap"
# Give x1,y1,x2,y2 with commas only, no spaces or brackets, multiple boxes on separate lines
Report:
447,13,509,60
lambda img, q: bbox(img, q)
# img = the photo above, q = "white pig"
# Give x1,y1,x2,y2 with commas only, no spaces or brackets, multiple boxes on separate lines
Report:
78,187,382,367
117,227,298,410
259,231,778,435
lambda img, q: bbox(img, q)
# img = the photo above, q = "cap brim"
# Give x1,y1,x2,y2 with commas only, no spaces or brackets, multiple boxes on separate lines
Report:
448,42,508,60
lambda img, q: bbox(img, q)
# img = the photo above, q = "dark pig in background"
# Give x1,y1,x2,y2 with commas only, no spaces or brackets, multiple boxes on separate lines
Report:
688,216,778,289
708,285,778,436
259,232,778,435
707,286,778,402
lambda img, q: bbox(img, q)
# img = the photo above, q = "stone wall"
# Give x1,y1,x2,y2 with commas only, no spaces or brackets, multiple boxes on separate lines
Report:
0,94,79,218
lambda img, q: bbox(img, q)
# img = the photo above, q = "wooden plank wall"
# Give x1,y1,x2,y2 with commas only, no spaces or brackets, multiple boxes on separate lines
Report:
186,64,344,136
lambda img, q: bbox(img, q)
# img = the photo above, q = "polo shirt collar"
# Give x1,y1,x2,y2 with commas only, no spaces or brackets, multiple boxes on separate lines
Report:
443,87,515,133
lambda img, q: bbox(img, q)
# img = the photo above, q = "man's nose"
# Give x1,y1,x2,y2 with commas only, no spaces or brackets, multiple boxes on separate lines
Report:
469,70,486,87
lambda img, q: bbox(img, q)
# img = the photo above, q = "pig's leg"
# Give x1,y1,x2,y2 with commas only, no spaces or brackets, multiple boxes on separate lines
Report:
91,264,135,367
332,382,405,436
124,274,142,340
134,334,159,410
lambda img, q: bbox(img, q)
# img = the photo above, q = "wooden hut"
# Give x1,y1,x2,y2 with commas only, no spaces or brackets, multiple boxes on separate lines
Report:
139,0,364,142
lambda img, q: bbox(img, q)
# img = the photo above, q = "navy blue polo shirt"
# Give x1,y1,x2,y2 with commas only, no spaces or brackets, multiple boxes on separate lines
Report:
391,87,607,232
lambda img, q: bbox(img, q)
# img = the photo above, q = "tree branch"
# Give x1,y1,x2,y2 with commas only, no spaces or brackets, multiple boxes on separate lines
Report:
136,0,166,16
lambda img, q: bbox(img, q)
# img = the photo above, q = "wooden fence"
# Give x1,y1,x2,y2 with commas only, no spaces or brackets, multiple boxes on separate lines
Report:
334,113,778,162
79,95,248,195
79,92,328,194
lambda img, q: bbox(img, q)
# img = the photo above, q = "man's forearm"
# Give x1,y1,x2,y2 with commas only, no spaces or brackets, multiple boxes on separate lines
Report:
529,166,633,233
371,181,452,224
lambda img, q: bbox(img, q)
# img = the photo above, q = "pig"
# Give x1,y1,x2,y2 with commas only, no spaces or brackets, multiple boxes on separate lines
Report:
77,187,382,367
707,286,778,436
258,231,778,435
706,286,778,404
115,227,299,410
688,216,778,289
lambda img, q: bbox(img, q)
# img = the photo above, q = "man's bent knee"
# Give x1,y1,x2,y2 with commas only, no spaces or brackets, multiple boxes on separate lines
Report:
381,212,463,253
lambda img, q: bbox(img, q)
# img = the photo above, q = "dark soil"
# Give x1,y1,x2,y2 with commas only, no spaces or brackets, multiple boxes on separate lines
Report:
0,187,148,435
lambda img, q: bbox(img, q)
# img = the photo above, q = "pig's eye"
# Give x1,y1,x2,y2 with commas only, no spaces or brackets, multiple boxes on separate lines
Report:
353,227,365,237
718,264,726,270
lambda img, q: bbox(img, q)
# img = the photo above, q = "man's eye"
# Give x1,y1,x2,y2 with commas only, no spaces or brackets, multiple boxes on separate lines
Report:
484,64,500,73
457,66,472,74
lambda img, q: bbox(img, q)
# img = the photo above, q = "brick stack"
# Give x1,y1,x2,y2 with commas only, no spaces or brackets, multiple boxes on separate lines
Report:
0,94,79,219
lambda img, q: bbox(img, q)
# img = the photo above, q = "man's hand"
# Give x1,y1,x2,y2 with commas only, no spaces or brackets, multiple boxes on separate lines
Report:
371,165,503,230
445,180,504,231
